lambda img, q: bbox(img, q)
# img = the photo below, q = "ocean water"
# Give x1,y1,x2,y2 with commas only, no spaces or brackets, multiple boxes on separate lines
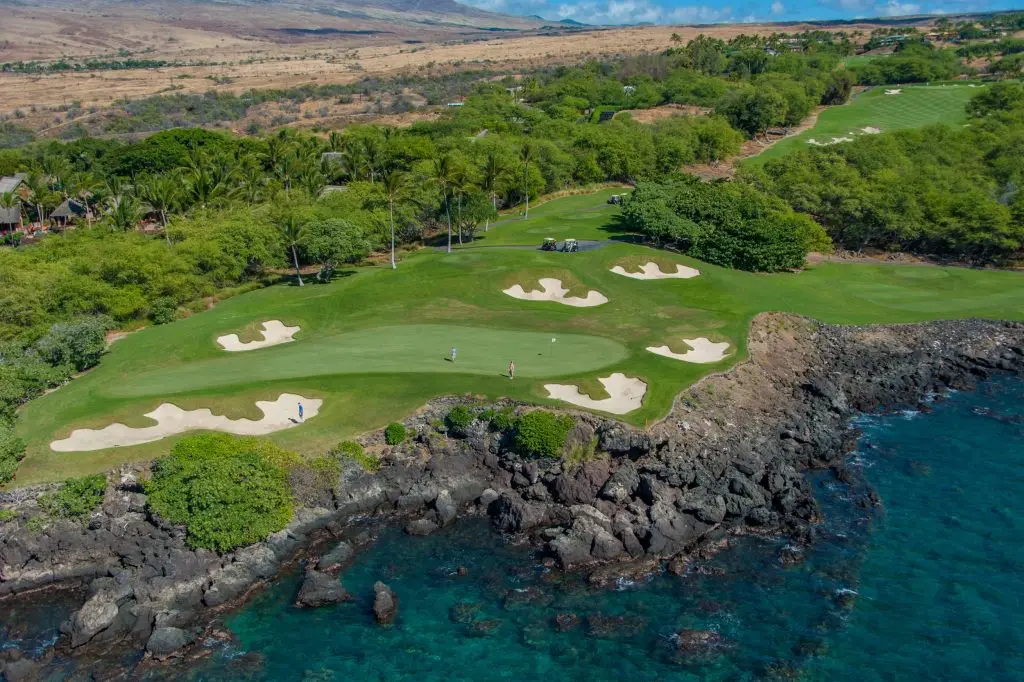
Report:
4,377,1022,681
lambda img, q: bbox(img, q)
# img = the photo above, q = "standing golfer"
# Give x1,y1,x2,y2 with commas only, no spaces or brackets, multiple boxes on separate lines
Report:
508,361,515,380
450,346,457,362
298,402,304,421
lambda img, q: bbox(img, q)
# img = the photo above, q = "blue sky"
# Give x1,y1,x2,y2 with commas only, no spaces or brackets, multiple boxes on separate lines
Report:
459,0,1020,26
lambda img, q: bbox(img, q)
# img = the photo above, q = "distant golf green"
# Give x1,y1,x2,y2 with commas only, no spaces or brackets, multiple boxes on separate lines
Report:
15,190,1024,484
751,84,982,164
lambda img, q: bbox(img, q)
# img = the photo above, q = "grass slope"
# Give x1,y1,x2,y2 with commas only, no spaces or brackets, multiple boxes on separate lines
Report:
751,84,982,164
14,191,1024,484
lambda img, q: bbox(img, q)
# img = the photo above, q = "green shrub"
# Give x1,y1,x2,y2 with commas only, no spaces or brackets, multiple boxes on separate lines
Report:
38,474,106,521
489,408,518,433
384,422,406,445
334,440,380,472
0,508,16,523
0,426,26,486
150,296,178,325
146,433,296,552
445,406,474,437
309,455,341,487
514,410,575,458
34,315,114,372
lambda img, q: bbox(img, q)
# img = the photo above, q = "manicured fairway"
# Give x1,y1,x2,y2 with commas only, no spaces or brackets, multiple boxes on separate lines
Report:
466,188,632,246
14,190,1024,484
752,84,983,163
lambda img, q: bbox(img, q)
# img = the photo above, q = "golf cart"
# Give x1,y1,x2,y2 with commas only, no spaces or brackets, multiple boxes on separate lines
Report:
541,237,557,251
561,238,579,253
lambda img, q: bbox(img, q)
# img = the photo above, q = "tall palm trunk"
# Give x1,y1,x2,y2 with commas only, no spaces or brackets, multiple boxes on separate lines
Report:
389,199,397,270
457,194,463,245
291,244,304,286
523,165,530,220
444,195,453,254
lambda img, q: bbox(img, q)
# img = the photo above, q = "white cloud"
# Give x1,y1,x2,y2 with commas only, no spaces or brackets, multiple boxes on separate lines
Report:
880,0,921,14
771,1,785,13
545,0,731,24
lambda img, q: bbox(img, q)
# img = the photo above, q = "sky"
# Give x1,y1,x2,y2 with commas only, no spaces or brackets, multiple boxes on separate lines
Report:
458,0,1020,26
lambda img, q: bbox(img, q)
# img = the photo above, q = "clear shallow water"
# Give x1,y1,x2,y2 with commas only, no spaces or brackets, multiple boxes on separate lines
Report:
3,377,1021,681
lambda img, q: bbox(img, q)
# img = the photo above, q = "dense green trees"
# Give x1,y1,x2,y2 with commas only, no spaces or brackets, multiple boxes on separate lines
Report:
745,88,1024,262
622,176,830,272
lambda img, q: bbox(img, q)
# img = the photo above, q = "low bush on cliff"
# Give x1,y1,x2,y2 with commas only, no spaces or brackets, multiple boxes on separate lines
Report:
146,433,296,552
333,440,379,472
0,426,26,485
38,474,106,521
445,406,474,437
514,410,574,458
384,423,406,445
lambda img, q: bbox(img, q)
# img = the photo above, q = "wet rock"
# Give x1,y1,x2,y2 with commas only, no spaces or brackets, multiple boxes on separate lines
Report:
433,490,457,526
586,613,646,639
295,570,352,608
146,626,196,660
70,597,119,648
553,460,611,505
405,518,439,536
2,657,40,682
468,619,501,637
316,541,354,572
449,601,481,625
554,612,581,632
373,582,397,625
673,628,724,661
203,562,257,607
489,495,548,533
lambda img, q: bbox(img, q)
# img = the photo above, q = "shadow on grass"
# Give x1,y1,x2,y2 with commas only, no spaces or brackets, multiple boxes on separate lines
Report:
282,269,357,287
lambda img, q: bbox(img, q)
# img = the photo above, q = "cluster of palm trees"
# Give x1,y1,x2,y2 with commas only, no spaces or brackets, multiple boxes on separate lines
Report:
3,128,539,274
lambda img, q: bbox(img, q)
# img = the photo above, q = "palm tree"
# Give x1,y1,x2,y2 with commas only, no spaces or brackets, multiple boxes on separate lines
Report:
106,194,143,232
0,191,22,232
136,175,179,244
480,151,504,231
431,155,458,253
279,214,307,286
23,172,49,228
519,143,533,220
363,137,382,184
382,171,411,270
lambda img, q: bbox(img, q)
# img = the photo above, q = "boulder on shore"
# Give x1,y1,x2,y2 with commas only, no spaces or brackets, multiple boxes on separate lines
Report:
373,582,397,625
295,569,352,608
146,626,196,660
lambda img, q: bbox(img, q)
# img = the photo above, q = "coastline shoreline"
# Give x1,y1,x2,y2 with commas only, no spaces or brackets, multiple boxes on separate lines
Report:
1,313,1022,675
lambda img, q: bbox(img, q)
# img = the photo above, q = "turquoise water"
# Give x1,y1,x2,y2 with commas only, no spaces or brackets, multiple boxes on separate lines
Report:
182,376,1021,681
4,377,1022,680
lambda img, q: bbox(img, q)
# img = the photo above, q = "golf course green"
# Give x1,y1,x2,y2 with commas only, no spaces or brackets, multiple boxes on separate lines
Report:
751,83,982,163
15,190,1024,484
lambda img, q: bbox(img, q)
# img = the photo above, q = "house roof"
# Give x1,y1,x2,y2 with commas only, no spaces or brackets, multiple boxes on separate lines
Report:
0,204,22,224
0,173,26,195
50,198,87,219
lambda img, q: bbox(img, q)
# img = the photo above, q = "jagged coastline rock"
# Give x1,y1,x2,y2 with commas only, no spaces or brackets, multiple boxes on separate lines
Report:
316,541,354,572
146,626,196,660
295,569,352,608
373,582,398,625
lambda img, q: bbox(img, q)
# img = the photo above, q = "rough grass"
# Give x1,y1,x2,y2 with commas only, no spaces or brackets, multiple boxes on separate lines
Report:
12,190,1024,484
751,84,983,164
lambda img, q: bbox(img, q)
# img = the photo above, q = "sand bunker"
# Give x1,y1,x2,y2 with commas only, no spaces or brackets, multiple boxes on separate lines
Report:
544,373,646,415
808,136,854,146
50,393,321,452
503,278,608,307
217,320,299,352
885,89,902,95
610,262,700,280
861,127,881,134
647,337,731,364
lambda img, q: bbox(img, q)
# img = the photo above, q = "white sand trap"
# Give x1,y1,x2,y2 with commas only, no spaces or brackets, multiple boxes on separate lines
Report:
647,337,731,364
861,127,881,134
544,373,646,415
885,89,902,95
808,136,854,146
502,278,608,307
610,262,700,280
217,320,299,352
50,393,322,452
